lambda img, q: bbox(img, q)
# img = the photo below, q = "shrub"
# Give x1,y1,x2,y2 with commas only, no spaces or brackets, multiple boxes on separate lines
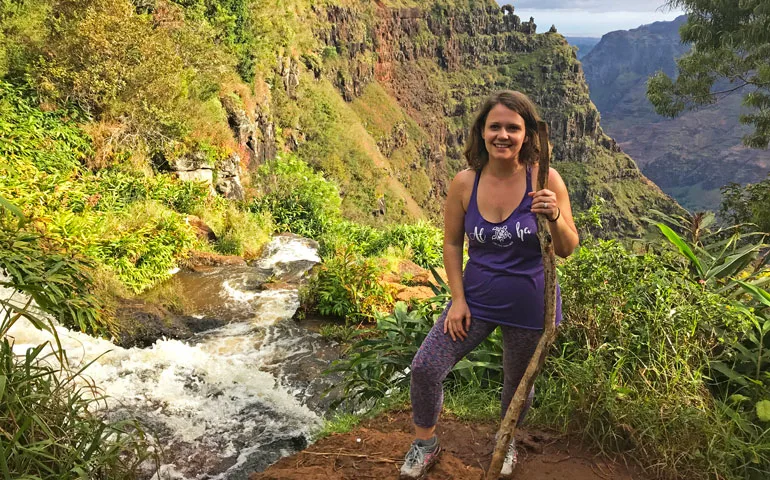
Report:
536,240,755,479
250,155,342,239
327,278,504,406
315,244,391,324
0,81,92,176
87,201,198,293
0,313,154,479
0,209,153,476
32,0,233,147
0,198,110,336
376,222,443,268
212,204,274,258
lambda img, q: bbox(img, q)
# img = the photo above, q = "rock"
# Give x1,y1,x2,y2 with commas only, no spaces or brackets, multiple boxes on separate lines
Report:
166,151,214,172
176,169,214,185
278,56,301,98
156,150,216,191
220,91,277,170
215,154,245,200
371,196,386,217
393,285,435,303
185,251,247,271
186,216,217,243
132,0,155,13
380,259,433,285
113,299,225,348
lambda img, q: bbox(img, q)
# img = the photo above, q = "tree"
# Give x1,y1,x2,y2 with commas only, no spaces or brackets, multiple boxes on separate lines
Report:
720,173,770,234
647,0,770,148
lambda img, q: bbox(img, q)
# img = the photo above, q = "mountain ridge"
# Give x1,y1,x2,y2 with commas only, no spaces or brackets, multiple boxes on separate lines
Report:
297,1,682,234
582,14,769,211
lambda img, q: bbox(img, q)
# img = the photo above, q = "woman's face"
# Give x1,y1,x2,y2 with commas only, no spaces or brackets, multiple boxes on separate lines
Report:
482,103,528,163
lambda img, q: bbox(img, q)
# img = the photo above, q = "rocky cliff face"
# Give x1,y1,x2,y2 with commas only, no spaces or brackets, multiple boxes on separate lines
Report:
582,15,770,211
286,1,680,234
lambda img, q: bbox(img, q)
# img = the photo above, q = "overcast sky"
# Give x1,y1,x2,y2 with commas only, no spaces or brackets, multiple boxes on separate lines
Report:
499,0,686,37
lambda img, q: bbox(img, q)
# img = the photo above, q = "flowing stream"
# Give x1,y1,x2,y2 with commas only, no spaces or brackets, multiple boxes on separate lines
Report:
3,235,341,479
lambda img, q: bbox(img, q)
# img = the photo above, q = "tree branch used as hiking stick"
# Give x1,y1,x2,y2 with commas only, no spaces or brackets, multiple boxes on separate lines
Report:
486,121,558,479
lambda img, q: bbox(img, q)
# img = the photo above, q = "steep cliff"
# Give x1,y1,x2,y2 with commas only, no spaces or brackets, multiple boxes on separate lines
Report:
2,0,680,236
275,1,680,234
582,16,769,211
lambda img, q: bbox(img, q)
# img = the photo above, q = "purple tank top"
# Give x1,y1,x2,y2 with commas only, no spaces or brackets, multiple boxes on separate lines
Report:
462,168,562,329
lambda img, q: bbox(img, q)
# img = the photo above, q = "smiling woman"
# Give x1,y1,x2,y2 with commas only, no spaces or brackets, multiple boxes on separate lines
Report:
399,90,579,480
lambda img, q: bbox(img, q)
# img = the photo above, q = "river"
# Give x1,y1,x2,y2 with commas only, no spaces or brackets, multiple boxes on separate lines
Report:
2,235,342,479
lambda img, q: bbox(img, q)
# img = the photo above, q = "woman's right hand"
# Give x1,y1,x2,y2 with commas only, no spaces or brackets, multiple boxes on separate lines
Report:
444,300,471,341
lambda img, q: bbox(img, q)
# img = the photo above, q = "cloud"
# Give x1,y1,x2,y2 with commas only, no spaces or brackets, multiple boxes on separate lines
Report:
498,0,677,13
515,9,685,36
497,1,686,37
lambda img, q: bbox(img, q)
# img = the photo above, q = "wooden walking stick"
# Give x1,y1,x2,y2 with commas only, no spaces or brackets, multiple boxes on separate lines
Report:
486,121,558,479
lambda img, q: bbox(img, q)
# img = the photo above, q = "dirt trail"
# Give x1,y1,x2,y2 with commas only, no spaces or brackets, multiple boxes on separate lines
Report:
251,411,644,480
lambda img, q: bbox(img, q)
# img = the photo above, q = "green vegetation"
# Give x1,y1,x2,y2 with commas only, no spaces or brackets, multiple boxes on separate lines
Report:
721,174,770,234
0,201,153,479
250,154,342,239
648,0,770,148
329,225,770,479
3,1,763,478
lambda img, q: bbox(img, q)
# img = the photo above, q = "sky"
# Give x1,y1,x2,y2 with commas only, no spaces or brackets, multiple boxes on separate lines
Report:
498,0,686,37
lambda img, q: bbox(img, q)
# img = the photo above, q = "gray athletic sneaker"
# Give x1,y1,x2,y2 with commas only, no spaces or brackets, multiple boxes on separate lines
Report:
499,437,519,479
399,437,441,479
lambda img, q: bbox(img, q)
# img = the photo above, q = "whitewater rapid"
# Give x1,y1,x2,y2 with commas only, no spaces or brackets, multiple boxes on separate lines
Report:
2,235,337,479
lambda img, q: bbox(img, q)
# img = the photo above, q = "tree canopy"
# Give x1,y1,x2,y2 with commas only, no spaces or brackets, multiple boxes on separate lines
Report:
647,0,770,148
720,173,770,233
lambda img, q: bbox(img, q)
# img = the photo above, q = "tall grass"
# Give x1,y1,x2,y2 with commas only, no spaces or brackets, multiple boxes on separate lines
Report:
533,240,766,479
0,304,155,479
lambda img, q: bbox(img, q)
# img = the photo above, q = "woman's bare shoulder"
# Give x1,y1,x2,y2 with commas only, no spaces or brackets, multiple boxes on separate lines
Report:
451,169,476,190
530,165,565,187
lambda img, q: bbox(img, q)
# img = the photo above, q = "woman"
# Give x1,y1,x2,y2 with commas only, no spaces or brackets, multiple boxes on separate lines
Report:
400,90,579,480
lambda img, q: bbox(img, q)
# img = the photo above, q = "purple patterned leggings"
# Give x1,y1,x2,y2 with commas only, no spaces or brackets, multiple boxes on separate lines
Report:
410,307,542,428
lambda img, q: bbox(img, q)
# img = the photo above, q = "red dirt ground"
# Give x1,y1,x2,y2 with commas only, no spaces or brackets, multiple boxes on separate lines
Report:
251,411,645,480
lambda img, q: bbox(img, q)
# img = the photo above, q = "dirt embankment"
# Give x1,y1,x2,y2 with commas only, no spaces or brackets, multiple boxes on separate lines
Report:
251,411,645,480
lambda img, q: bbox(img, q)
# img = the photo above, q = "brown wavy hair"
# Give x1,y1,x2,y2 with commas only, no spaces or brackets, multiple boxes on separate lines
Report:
463,90,541,170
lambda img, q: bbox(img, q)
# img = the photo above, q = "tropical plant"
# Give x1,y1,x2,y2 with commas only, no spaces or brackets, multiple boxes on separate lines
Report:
315,244,391,324
375,222,443,268
0,303,155,479
652,220,767,289
250,155,342,240
326,269,504,407
0,196,110,336
721,173,770,234
711,282,770,415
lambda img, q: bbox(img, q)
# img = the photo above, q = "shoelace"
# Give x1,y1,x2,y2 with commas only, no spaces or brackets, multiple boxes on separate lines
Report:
405,442,429,465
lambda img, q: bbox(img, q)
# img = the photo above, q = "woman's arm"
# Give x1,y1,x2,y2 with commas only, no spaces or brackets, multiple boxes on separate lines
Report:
529,168,579,258
443,170,473,341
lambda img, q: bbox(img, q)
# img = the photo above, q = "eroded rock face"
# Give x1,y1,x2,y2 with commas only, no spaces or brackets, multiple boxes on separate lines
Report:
215,154,245,200
220,94,277,172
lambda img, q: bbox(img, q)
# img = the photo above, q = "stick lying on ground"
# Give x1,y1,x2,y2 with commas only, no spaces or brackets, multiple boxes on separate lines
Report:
486,121,558,480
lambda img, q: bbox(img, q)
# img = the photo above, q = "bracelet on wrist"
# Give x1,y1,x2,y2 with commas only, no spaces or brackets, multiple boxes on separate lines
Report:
548,207,561,223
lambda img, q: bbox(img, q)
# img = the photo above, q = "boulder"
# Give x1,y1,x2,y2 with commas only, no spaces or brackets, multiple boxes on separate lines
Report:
186,216,217,243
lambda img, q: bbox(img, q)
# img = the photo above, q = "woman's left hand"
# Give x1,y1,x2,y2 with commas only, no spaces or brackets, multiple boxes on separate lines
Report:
529,189,558,221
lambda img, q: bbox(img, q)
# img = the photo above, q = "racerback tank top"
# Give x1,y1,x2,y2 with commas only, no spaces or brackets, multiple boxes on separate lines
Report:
461,167,562,329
